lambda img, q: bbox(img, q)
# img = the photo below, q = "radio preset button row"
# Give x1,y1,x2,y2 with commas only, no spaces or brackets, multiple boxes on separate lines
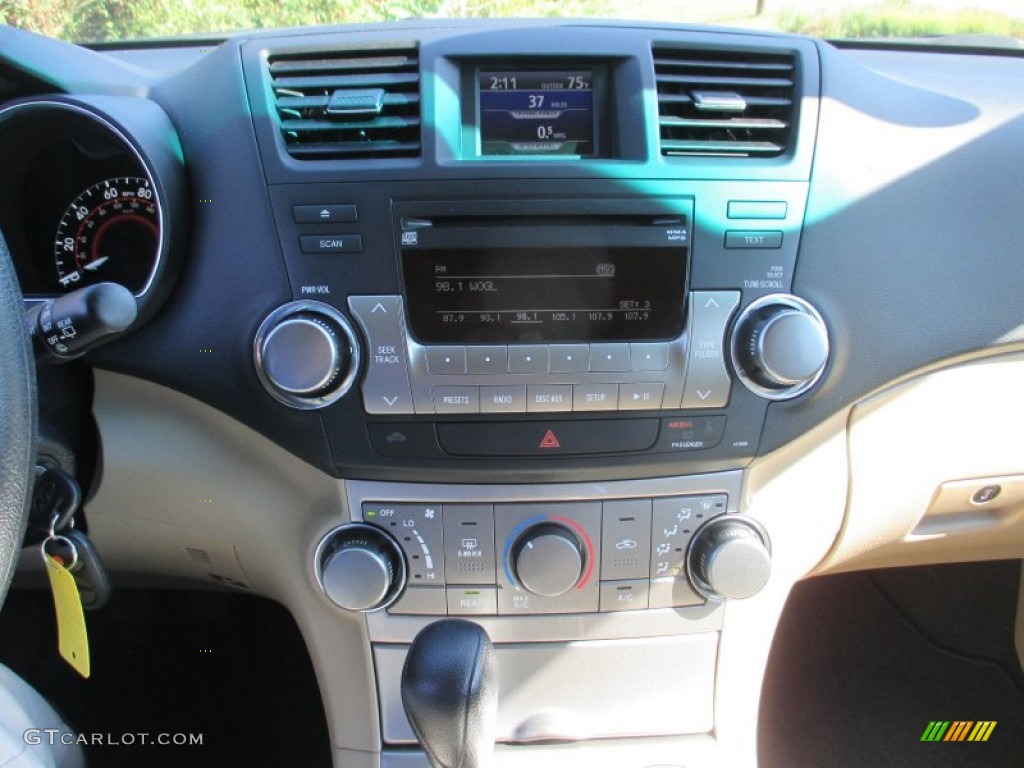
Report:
419,341,670,377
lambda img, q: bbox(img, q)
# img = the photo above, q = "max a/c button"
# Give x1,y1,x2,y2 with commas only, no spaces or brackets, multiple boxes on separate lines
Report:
300,234,363,254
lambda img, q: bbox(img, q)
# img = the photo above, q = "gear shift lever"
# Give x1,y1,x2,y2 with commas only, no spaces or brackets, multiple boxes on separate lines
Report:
401,619,498,768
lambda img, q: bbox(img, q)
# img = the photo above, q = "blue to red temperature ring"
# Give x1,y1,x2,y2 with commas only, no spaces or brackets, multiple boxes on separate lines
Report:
502,514,595,590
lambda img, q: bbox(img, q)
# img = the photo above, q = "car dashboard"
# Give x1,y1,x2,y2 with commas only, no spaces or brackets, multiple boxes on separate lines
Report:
1,18,1024,768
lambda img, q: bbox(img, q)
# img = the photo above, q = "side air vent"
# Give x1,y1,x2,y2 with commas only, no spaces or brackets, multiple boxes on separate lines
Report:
653,47,795,158
268,46,421,160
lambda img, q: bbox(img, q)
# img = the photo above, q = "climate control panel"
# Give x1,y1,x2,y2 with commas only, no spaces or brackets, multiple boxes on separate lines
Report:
324,493,770,617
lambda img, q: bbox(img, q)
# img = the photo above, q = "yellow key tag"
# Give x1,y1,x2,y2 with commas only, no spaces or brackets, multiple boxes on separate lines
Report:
43,553,91,678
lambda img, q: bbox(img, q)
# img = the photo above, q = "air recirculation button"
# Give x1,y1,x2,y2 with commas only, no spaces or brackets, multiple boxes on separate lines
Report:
254,300,361,409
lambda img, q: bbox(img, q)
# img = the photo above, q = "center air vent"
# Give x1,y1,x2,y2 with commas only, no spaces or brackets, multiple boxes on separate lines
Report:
653,47,795,158
268,46,421,160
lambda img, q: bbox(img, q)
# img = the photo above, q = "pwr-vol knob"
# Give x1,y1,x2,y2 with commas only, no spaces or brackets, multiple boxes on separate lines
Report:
254,300,361,409
730,294,829,400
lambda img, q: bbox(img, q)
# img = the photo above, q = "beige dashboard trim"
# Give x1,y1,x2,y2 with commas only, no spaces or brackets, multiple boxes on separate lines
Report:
817,353,1024,574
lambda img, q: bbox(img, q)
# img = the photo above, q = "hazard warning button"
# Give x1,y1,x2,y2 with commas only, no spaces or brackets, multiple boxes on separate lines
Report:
436,419,659,457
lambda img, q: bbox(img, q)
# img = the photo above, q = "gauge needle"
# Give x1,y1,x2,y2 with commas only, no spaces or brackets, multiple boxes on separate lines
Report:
83,257,109,272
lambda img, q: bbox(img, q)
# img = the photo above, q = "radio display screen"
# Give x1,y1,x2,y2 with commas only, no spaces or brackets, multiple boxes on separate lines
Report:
478,70,595,156
401,248,686,344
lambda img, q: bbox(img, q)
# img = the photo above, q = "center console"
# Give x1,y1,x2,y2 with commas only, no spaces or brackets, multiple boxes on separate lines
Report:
238,24,828,767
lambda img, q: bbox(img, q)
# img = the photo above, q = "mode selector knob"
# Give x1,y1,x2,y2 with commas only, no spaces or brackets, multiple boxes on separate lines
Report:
316,523,406,612
255,300,361,409
512,524,584,598
730,294,829,400
687,516,771,601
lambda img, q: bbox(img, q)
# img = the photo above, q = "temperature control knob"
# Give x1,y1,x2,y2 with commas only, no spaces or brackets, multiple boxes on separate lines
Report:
254,300,361,409
316,523,406,612
687,516,771,601
511,524,584,598
730,294,829,400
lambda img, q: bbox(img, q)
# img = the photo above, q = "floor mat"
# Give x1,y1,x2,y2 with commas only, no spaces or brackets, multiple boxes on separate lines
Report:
0,588,331,767
759,560,1024,768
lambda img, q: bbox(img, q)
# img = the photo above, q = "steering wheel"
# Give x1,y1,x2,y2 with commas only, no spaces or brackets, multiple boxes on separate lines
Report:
0,230,36,613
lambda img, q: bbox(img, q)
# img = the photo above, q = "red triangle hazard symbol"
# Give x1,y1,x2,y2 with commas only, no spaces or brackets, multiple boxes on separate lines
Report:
539,429,561,449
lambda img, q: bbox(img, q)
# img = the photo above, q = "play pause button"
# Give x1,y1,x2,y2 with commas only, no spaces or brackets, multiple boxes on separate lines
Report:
618,383,665,410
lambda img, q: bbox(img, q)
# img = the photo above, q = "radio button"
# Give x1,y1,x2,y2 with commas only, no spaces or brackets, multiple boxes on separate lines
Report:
630,343,669,372
508,345,549,374
589,344,631,372
480,385,527,414
618,383,665,411
527,385,573,413
467,346,507,375
573,383,619,412
433,386,480,414
549,344,589,373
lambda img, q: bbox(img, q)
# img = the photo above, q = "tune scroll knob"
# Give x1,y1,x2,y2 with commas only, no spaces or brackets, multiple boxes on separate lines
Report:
316,523,406,612
687,516,771,601
511,524,585,598
730,294,829,400
254,300,361,409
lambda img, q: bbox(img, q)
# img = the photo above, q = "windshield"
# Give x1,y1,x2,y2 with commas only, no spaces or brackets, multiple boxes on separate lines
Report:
4,0,1023,45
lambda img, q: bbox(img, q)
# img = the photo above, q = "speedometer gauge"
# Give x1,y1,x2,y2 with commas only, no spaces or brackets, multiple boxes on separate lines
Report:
54,176,160,293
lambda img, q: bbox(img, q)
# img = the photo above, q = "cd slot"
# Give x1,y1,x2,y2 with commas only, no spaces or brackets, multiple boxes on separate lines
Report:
401,213,684,230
